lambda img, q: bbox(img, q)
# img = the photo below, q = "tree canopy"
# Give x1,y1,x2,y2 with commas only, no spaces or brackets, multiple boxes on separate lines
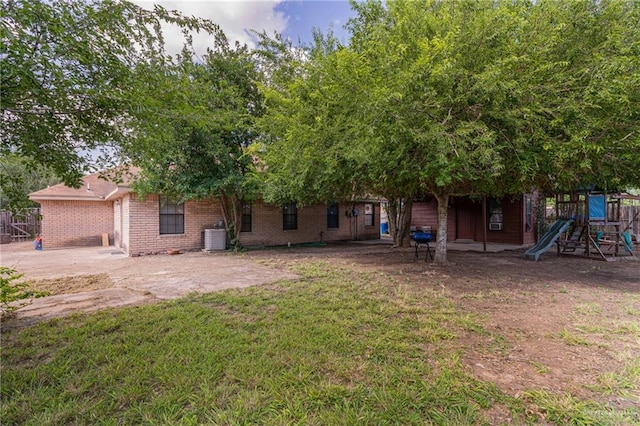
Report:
124,36,264,248
3,0,638,259
518,0,640,192
259,0,640,264
1,0,218,187
0,154,60,211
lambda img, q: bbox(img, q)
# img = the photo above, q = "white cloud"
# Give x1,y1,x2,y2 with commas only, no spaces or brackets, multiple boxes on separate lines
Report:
132,0,288,54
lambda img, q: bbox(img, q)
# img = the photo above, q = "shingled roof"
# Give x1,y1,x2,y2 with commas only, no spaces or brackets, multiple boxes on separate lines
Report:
29,169,137,202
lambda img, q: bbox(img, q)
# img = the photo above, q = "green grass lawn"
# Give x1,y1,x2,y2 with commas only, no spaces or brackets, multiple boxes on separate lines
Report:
1,260,637,425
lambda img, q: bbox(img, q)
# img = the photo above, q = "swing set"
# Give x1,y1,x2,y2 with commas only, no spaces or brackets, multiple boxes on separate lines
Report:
554,191,637,261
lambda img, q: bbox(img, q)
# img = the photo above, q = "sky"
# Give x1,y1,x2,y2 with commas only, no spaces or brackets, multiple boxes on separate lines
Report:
276,0,354,44
132,0,356,54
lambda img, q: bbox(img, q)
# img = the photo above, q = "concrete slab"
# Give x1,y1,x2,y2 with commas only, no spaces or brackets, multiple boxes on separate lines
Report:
0,243,298,324
354,237,529,253
0,238,528,325
446,240,530,253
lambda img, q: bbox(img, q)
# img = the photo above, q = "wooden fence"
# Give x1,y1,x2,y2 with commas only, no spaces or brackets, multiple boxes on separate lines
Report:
0,208,42,242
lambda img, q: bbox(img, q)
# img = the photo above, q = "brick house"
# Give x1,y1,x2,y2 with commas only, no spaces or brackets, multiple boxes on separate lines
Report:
29,172,381,255
410,194,540,245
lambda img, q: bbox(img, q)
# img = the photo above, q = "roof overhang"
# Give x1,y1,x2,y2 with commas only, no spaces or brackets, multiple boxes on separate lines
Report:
29,195,108,202
104,186,132,201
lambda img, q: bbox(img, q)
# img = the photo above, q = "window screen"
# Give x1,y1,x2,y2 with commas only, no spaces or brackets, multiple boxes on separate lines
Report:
364,203,374,226
327,203,339,229
283,202,297,230
159,196,184,234
241,202,252,232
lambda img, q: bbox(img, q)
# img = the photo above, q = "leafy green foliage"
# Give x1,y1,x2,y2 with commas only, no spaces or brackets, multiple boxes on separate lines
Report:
258,38,373,207
125,37,264,248
502,0,640,192
259,0,640,262
0,267,48,315
0,154,60,212
1,0,219,187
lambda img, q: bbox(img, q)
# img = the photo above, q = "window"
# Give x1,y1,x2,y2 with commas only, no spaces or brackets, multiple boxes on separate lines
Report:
241,202,252,232
488,198,503,231
159,196,184,234
364,203,374,226
327,203,339,229
283,202,297,230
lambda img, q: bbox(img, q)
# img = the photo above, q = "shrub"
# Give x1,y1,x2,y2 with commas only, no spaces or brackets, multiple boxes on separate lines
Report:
0,267,48,315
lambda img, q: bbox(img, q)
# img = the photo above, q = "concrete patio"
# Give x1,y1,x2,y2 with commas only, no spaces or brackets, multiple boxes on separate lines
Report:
357,236,530,253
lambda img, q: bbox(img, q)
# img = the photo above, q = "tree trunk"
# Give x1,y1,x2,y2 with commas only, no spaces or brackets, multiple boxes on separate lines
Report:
433,192,449,265
387,197,413,247
387,201,398,243
219,192,242,250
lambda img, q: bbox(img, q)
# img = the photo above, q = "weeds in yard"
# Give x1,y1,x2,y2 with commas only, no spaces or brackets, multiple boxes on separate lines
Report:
573,302,602,316
623,296,640,316
0,267,49,315
612,320,640,336
556,328,592,346
1,260,521,425
522,390,640,425
574,324,606,334
460,289,510,303
529,361,551,374
590,358,640,399
452,313,487,334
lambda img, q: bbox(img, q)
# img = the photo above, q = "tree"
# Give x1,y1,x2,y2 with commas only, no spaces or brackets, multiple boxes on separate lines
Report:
260,0,524,258
259,0,640,264
124,36,264,249
0,154,60,211
257,34,373,207
513,0,640,193
1,0,218,187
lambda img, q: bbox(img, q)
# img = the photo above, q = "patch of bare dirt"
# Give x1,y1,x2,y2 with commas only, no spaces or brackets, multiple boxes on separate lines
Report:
246,245,640,408
30,274,114,296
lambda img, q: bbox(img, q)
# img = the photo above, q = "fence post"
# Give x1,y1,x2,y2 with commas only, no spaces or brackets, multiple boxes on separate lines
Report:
0,208,42,242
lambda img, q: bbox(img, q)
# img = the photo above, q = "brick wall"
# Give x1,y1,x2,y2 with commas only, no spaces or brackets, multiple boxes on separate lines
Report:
119,196,380,255
37,195,382,255
411,199,457,241
124,194,223,256
240,200,380,247
114,198,122,248
412,195,538,244
38,200,114,248
120,195,130,253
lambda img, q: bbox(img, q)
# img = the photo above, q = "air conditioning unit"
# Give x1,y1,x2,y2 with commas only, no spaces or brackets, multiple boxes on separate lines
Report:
489,222,503,231
204,229,226,251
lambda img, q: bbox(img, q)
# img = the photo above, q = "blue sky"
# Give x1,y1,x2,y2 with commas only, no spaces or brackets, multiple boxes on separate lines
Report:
277,1,355,45
133,1,357,52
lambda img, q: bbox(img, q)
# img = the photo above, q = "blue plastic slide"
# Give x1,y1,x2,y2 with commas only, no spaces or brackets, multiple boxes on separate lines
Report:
524,219,574,261
622,232,634,253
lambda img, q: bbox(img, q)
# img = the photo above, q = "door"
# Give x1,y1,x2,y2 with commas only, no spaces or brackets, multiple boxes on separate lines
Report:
456,207,474,240
456,198,476,240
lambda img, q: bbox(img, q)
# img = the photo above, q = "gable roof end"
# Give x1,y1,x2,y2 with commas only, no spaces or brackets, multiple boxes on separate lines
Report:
29,172,130,202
